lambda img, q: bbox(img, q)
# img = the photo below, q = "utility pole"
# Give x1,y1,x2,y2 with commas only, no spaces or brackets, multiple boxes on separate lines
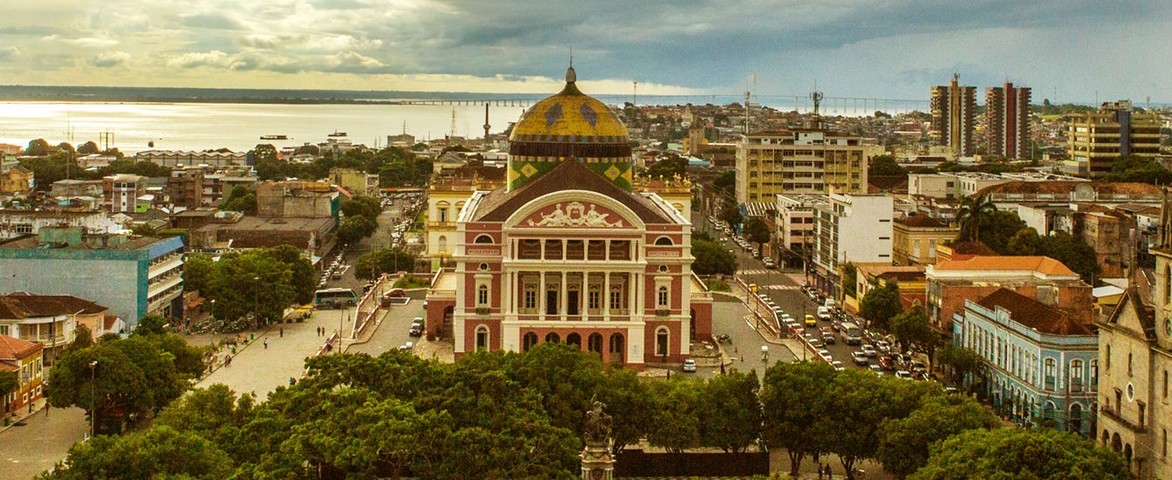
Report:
89,360,97,439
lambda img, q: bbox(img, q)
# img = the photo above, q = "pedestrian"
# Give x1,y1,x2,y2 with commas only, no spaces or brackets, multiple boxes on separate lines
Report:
225,355,232,367
264,337,269,349
279,327,284,338
45,400,50,417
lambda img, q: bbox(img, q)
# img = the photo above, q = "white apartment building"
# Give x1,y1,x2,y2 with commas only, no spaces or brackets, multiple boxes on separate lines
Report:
810,192,894,298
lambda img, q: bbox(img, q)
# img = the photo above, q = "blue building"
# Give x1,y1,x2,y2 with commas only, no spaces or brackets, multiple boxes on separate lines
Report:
955,288,1098,437
0,227,184,331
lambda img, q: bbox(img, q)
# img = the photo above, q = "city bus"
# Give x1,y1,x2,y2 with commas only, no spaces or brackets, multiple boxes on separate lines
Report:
314,288,358,309
840,321,863,345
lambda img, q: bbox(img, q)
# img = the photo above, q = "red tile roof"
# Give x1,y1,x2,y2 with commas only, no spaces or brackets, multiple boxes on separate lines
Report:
935,256,1076,276
976,289,1094,335
0,294,108,319
0,335,42,360
895,215,950,228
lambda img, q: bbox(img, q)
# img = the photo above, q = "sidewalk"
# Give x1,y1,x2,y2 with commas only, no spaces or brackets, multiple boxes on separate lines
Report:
0,395,48,435
195,306,356,399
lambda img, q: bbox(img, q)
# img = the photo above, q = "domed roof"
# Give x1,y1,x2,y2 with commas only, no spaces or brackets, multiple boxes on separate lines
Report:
509,66,628,143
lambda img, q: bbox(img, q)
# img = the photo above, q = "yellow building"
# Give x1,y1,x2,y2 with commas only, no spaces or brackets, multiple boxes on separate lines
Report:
1,165,34,195
892,215,959,266
735,129,875,204
1066,100,1162,178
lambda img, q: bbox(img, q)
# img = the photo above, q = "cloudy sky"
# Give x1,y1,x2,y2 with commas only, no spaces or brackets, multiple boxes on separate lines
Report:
2,0,1170,103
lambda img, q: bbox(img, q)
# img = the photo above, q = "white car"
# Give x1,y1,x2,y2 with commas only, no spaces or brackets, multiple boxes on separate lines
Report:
831,360,846,371
682,358,697,373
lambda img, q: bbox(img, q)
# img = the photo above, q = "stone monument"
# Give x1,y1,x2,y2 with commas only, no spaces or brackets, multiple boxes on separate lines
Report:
581,396,616,480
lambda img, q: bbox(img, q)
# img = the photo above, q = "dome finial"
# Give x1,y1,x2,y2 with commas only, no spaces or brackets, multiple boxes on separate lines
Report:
566,49,576,83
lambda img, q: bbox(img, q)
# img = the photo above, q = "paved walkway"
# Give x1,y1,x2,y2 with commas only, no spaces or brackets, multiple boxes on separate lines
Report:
0,398,87,480
194,306,356,400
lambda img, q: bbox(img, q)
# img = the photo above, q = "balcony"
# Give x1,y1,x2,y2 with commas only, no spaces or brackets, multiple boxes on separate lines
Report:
1099,406,1146,434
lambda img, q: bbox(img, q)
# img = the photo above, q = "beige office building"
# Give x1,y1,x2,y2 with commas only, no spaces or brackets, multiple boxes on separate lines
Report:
735,129,875,204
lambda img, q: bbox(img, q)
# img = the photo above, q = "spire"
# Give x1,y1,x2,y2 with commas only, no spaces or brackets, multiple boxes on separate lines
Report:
566,55,576,84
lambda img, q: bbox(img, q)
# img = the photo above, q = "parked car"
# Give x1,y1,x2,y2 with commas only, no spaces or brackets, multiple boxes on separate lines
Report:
682,358,697,373
821,332,836,345
894,370,914,380
869,364,885,375
862,344,878,357
409,317,424,337
851,351,870,366
878,356,896,371
831,360,845,371
398,341,414,352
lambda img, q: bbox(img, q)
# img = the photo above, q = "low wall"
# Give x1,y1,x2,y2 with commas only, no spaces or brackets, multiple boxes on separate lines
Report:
615,450,770,477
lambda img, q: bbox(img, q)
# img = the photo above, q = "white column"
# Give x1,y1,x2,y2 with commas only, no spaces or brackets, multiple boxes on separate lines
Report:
560,271,568,321
539,272,546,319
603,272,611,319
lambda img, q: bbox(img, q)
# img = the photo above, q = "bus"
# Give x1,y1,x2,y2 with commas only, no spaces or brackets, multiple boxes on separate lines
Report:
314,288,358,309
840,321,863,345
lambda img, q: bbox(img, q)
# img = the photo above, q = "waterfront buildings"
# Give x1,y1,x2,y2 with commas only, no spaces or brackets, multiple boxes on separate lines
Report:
0,228,184,329
1065,100,1162,178
955,288,1097,437
734,128,875,204
985,83,1032,159
424,67,712,368
930,74,977,158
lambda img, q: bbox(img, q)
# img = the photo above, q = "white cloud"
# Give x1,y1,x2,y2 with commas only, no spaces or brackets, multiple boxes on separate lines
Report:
91,50,131,67
333,51,384,69
0,46,20,61
165,50,243,70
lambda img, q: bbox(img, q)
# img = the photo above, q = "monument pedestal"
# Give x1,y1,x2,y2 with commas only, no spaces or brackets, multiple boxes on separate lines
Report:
580,440,615,480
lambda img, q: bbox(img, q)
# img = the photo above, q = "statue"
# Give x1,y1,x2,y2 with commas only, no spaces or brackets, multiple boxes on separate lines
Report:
584,396,613,446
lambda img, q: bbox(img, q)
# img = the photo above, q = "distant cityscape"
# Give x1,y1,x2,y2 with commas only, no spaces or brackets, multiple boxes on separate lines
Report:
2,69,1171,479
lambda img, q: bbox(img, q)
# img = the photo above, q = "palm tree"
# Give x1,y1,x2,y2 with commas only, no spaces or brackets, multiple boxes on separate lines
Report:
956,194,996,243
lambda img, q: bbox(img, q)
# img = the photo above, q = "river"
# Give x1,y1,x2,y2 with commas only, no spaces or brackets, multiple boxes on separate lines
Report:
0,102,529,154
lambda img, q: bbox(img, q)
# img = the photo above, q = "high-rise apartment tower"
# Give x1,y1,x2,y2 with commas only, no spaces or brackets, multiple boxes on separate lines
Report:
930,74,977,157
985,82,1032,159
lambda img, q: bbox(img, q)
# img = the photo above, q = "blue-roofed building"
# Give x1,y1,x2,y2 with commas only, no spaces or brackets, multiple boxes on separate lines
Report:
0,227,184,331
955,287,1098,437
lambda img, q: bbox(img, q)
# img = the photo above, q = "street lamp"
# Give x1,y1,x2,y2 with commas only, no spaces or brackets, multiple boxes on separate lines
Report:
253,276,260,328
89,360,97,440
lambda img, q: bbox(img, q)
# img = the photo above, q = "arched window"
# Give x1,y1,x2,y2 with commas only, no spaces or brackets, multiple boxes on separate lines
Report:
522,332,538,352
545,332,560,344
609,333,625,362
1166,265,1171,303
657,286,670,308
588,333,603,354
477,284,489,306
654,236,673,246
655,327,670,357
566,332,581,349
436,201,450,222
1070,402,1083,435
437,235,448,254
1106,345,1111,370
475,325,489,352
474,234,493,244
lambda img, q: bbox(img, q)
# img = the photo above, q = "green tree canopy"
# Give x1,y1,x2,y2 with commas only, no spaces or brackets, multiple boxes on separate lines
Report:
354,247,418,279
690,239,737,276
698,370,761,453
338,215,379,245
719,202,743,231
252,143,278,162
77,141,100,155
870,154,907,176
26,138,52,156
38,425,234,480
220,185,257,215
890,306,941,365
910,427,1130,480
712,170,736,199
843,263,858,298
743,217,771,248
937,344,982,394
645,154,687,179
1102,154,1172,185
859,282,903,331
341,195,383,223
877,394,999,479
762,361,837,477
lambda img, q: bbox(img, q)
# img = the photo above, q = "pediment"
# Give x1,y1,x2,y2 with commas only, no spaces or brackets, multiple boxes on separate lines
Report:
517,201,628,229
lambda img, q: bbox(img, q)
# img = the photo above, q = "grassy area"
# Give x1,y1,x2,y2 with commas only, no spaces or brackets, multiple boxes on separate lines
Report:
394,275,430,289
706,278,731,292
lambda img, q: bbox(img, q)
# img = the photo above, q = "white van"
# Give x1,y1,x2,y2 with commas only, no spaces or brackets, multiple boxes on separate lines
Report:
816,306,831,321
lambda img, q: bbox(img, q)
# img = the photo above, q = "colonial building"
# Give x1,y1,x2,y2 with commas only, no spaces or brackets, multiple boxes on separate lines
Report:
956,288,1097,437
424,67,712,368
0,335,43,420
926,256,1091,338
892,214,958,266
1096,196,1172,478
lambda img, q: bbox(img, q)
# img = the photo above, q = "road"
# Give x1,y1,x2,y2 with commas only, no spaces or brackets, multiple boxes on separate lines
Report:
701,215,878,372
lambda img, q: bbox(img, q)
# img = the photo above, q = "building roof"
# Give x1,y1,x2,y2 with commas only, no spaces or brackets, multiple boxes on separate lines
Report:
509,66,628,142
474,159,670,224
0,334,43,360
0,293,108,319
868,175,908,194
895,215,949,228
977,181,1161,197
977,288,1094,335
934,255,1076,276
